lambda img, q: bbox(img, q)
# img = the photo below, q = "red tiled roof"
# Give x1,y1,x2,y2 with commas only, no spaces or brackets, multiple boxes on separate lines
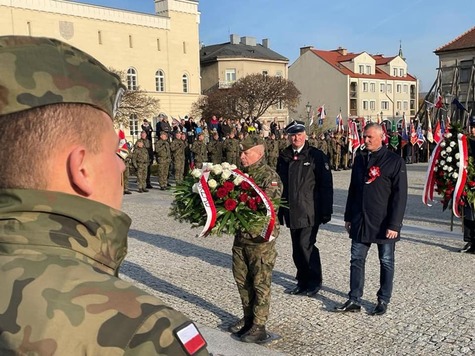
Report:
435,26,475,53
310,49,416,81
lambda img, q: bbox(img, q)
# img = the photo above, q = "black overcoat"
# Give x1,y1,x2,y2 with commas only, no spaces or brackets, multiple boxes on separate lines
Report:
277,141,333,229
344,146,408,243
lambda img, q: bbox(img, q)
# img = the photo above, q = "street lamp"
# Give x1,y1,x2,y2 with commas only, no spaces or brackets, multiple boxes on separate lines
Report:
306,101,312,127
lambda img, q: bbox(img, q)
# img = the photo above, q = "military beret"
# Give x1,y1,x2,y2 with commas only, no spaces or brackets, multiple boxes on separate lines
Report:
285,120,306,134
0,35,125,118
240,134,265,151
159,131,168,135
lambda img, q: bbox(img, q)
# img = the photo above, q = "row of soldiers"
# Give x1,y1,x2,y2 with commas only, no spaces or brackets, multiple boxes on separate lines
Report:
123,128,350,193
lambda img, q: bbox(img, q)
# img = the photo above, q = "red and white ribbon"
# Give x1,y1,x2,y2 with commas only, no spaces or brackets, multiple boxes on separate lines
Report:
422,139,443,206
195,170,217,237
452,133,468,218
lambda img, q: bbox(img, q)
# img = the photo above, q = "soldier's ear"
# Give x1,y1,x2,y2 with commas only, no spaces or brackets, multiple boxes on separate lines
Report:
68,146,94,197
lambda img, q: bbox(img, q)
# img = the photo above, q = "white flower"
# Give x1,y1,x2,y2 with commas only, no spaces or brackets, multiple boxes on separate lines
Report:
456,162,460,167
208,179,217,189
211,164,223,175
445,133,452,139
192,183,199,193
446,147,452,153
450,141,456,147
221,170,232,180
221,162,230,169
440,150,447,158
191,168,202,178
440,141,446,148
453,172,459,179
443,165,448,171
446,156,453,163
448,166,454,172
229,164,237,170
440,160,446,166
233,176,244,185
455,153,460,160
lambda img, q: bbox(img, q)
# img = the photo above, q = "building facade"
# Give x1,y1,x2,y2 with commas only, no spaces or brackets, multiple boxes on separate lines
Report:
289,46,418,128
434,26,475,121
0,0,201,140
200,34,290,127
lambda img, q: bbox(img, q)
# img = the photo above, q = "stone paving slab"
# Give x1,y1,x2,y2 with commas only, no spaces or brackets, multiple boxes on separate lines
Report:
120,163,474,356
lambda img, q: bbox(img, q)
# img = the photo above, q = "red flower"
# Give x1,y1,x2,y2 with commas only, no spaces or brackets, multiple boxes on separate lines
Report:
239,193,249,202
255,195,262,204
247,198,258,211
223,181,234,193
469,181,475,187
224,199,238,211
241,181,251,191
216,187,228,199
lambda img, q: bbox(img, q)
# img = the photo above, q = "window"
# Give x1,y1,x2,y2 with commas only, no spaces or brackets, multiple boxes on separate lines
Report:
157,38,161,51
397,101,402,110
403,84,408,93
363,82,368,92
98,31,102,45
155,70,165,92
370,101,376,110
225,69,236,83
381,101,389,110
387,84,392,93
129,114,139,136
126,67,137,90
363,100,369,110
393,68,398,76
370,82,376,92
262,70,268,77
403,101,408,111
380,83,385,93
399,68,404,77
359,65,364,74
182,74,189,93
183,41,186,54
366,65,371,75
276,100,283,110
396,84,402,93
128,35,133,48
460,60,472,83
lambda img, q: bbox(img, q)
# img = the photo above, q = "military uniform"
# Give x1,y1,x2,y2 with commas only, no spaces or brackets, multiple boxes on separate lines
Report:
123,145,132,194
265,137,279,170
155,136,172,189
132,143,149,192
0,190,208,355
191,136,207,169
170,136,186,185
223,136,240,166
135,137,154,188
316,136,329,156
207,135,223,164
230,135,283,342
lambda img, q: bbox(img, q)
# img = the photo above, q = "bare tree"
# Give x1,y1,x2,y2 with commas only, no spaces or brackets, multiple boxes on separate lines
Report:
110,69,160,128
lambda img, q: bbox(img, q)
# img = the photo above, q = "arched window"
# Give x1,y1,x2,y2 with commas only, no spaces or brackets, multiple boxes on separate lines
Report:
127,67,137,90
155,70,165,92
182,74,189,93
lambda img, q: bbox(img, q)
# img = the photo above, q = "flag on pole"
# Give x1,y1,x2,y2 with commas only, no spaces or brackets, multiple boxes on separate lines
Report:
317,105,326,119
360,119,366,145
382,123,389,145
390,121,399,149
401,114,409,148
309,109,314,127
426,111,434,143
336,113,344,133
348,120,360,154
433,120,442,143
434,91,443,109
410,121,418,146
452,98,468,112
117,128,129,160
416,123,425,147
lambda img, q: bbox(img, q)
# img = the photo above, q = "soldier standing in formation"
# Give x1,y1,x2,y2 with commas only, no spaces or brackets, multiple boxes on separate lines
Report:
132,140,150,193
207,130,223,164
136,130,154,188
170,131,186,185
123,143,132,194
307,131,318,148
265,133,280,170
316,132,329,157
155,131,172,190
223,130,240,165
191,132,207,168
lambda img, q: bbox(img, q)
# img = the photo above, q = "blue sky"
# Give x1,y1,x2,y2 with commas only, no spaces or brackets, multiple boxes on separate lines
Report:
75,0,475,92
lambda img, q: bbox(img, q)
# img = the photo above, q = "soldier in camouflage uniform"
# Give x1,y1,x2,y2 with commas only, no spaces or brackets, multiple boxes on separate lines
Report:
278,132,289,154
265,133,279,170
207,130,223,164
136,130,154,189
170,131,186,185
228,135,283,343
191,132,207,168
0,35,209,355
132,140,149,192
123,143,132,194
223,130,240,165
308,131,318,148
316,132,329,156
155,131,172,190
331,132,343,171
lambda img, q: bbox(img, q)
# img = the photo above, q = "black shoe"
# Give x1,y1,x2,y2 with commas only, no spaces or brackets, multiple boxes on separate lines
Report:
240,324,267,343
228,318,252,336
306,285,321,297
459,242,474,253
146,185,153,189
334,300,361,313
285,285,307,295
123,190,132,195
142,188,149,192
370,300,388,316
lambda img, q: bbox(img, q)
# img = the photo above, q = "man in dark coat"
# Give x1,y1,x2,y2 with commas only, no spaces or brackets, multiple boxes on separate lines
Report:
461,117,475,253
277,120,333,297
335,122,408,316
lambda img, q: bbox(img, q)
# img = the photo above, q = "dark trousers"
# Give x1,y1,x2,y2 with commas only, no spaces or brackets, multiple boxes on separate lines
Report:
463,218,475,243
290,225,322,289
349,241,395,304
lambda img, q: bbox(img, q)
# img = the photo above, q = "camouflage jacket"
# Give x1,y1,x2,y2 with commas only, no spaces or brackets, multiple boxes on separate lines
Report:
170,138,186,161
155,139,171,162
265,139,279,158
131,145,149,166
0,189,209,356
236,158,283,245
190,140,207,162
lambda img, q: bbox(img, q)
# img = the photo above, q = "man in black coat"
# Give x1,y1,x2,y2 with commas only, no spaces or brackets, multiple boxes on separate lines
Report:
277,120,333,297
335,123,408,315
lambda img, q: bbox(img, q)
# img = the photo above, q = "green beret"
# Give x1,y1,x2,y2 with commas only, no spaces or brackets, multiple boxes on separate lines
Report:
0,35,125,118
240,134,265,151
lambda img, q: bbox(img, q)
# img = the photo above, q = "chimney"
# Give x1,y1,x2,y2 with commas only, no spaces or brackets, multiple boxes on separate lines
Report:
300,46,313,56
230,34,240,45
336,46,347,55
262,38,270,48
240,36,256,46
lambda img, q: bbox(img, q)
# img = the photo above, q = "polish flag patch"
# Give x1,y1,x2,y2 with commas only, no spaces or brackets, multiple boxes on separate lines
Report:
174,322,207,355
271,181,278,186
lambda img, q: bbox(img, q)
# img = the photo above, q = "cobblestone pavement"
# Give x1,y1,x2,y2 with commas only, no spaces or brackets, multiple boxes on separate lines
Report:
120,163,474,356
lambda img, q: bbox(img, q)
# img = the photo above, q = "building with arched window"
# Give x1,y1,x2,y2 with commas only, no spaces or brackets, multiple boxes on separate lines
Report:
0,0,201,141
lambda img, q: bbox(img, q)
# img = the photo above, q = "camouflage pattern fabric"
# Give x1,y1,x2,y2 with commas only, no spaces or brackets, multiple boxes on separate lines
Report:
190,140,207,169
170,138,186,185
132,146,149,190
123,149,131,192
207,138,223,164
265,138,279,170
0,189,209,355
232,157,283,326
155,139,171,188
316,138,329,156
223,137,239,166
0,36,124,118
